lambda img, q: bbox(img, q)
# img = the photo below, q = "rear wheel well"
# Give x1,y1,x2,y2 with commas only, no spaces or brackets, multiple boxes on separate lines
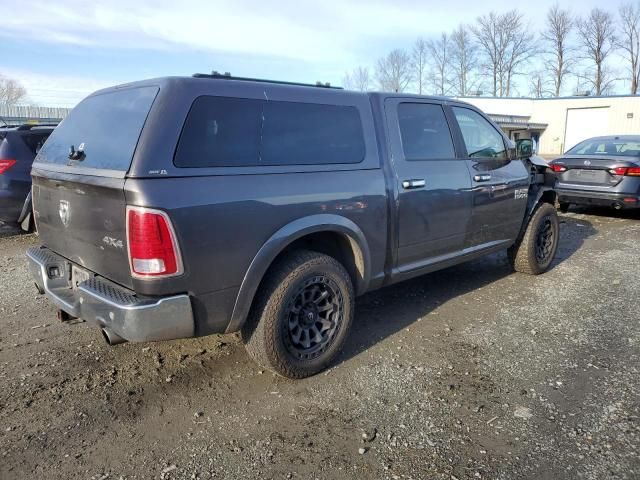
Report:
278,231,365,294
230,229,368,334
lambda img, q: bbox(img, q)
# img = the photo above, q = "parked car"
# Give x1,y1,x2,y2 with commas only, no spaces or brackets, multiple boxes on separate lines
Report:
0,124,56,229
550,135,640,211
26,74,559,378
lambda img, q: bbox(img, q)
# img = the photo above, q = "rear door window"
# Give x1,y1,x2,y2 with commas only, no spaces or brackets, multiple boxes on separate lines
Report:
452,107,506,159
36,86,159,172
174,96,366,167
397,103,455,160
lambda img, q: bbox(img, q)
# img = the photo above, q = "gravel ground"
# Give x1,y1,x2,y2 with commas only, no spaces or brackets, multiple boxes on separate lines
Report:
0,207,638,480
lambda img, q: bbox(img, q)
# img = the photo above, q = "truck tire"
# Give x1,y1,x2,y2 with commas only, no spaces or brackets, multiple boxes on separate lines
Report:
241,250,354,378
508,202,559,275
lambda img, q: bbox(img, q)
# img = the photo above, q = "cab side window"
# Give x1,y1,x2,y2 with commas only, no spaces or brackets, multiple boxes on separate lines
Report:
398,103,455,160
452,107,506,160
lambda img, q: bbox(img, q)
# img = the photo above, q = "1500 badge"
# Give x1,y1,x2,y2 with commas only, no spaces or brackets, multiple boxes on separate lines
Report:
514,188,528,200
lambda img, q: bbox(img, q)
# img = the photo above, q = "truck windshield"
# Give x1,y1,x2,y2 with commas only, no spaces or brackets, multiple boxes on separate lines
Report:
35,86,159,172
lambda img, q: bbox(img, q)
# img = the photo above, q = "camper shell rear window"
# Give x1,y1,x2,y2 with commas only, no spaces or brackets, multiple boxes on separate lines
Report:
36,86,159,172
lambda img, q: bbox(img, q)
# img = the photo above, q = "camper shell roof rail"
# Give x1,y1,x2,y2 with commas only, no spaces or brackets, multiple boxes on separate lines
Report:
192,71,342,89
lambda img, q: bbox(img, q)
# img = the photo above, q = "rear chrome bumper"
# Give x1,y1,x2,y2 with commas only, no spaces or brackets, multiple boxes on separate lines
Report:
26,246,195,342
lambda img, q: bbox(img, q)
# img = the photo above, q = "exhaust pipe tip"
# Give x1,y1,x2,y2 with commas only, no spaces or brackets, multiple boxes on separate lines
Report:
101,328,127,346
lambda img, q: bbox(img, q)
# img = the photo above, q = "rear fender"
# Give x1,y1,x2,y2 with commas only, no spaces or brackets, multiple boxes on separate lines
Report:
225,214,371,333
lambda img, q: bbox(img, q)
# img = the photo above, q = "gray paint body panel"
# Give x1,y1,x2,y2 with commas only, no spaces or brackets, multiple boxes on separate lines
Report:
124,171,387,335
29,76,536,338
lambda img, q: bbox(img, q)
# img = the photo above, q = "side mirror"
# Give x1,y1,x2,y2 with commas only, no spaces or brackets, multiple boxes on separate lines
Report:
516,139,533,159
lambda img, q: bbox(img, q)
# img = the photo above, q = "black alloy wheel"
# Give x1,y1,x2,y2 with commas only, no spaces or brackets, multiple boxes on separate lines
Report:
284,275,343,360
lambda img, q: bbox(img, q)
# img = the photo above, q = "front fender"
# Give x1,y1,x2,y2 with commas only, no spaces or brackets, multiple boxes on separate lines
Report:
225,214,371,333
527,185,557,218
513,185,557,244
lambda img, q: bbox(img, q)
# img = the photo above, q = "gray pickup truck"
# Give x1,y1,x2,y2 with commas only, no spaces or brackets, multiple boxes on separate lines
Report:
26,73,559,378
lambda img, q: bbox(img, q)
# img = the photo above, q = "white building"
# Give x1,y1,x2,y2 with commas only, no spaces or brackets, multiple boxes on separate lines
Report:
458,95,640,157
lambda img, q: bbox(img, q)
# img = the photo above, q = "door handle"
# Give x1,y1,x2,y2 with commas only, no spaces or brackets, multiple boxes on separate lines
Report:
402,179,426,189
473,174,492,182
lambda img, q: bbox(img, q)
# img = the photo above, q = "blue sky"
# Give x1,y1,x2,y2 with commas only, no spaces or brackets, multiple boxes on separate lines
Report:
0,0,630,107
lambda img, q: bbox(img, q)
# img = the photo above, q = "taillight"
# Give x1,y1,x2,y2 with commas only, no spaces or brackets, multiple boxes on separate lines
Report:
609,166,640,176
0,159,16,174
126,206,182,278
549,163,567,173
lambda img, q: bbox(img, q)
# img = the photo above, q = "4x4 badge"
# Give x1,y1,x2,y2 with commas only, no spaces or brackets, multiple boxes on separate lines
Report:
59,200,70,227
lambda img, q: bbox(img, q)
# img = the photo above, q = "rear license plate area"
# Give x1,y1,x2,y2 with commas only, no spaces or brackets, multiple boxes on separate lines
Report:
567,169,607,184
71,265,91,290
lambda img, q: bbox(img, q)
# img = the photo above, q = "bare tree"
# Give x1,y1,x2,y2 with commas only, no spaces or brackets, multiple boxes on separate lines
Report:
501,10,536,96
530,75,544,98
0,75,27,107
472,10,535,97
472,12,507,96
376,49,413,92
342,66,371,91
450,24,479,96
619,3,640,94
576,8,618,95
427,33,452,95
412,38,429,94
529,71,552,98
542,4,574,96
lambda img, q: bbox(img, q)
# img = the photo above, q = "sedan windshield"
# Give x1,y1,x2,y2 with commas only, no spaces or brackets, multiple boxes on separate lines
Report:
567,139,640,157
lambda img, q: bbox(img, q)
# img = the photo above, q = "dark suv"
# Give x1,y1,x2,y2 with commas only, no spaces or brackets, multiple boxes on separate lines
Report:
0,124,55,228
26,74,559,378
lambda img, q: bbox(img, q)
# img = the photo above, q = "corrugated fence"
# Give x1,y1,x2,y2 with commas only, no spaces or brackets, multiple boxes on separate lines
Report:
0,105,71,126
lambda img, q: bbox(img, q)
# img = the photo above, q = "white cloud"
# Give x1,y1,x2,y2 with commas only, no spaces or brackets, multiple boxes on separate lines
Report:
1,0,361,62
0,0,630,106
1,68,115,107
0,0,556,63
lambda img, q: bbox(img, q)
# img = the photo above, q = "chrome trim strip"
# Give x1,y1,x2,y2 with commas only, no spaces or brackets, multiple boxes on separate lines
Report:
32,163,127,179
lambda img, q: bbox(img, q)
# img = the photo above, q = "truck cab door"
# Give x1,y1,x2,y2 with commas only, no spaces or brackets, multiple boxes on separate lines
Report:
384,98,472,276
449,106,529,248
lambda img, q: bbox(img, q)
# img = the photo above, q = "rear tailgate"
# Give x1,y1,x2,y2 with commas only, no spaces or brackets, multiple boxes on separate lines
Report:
31,86,159,289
